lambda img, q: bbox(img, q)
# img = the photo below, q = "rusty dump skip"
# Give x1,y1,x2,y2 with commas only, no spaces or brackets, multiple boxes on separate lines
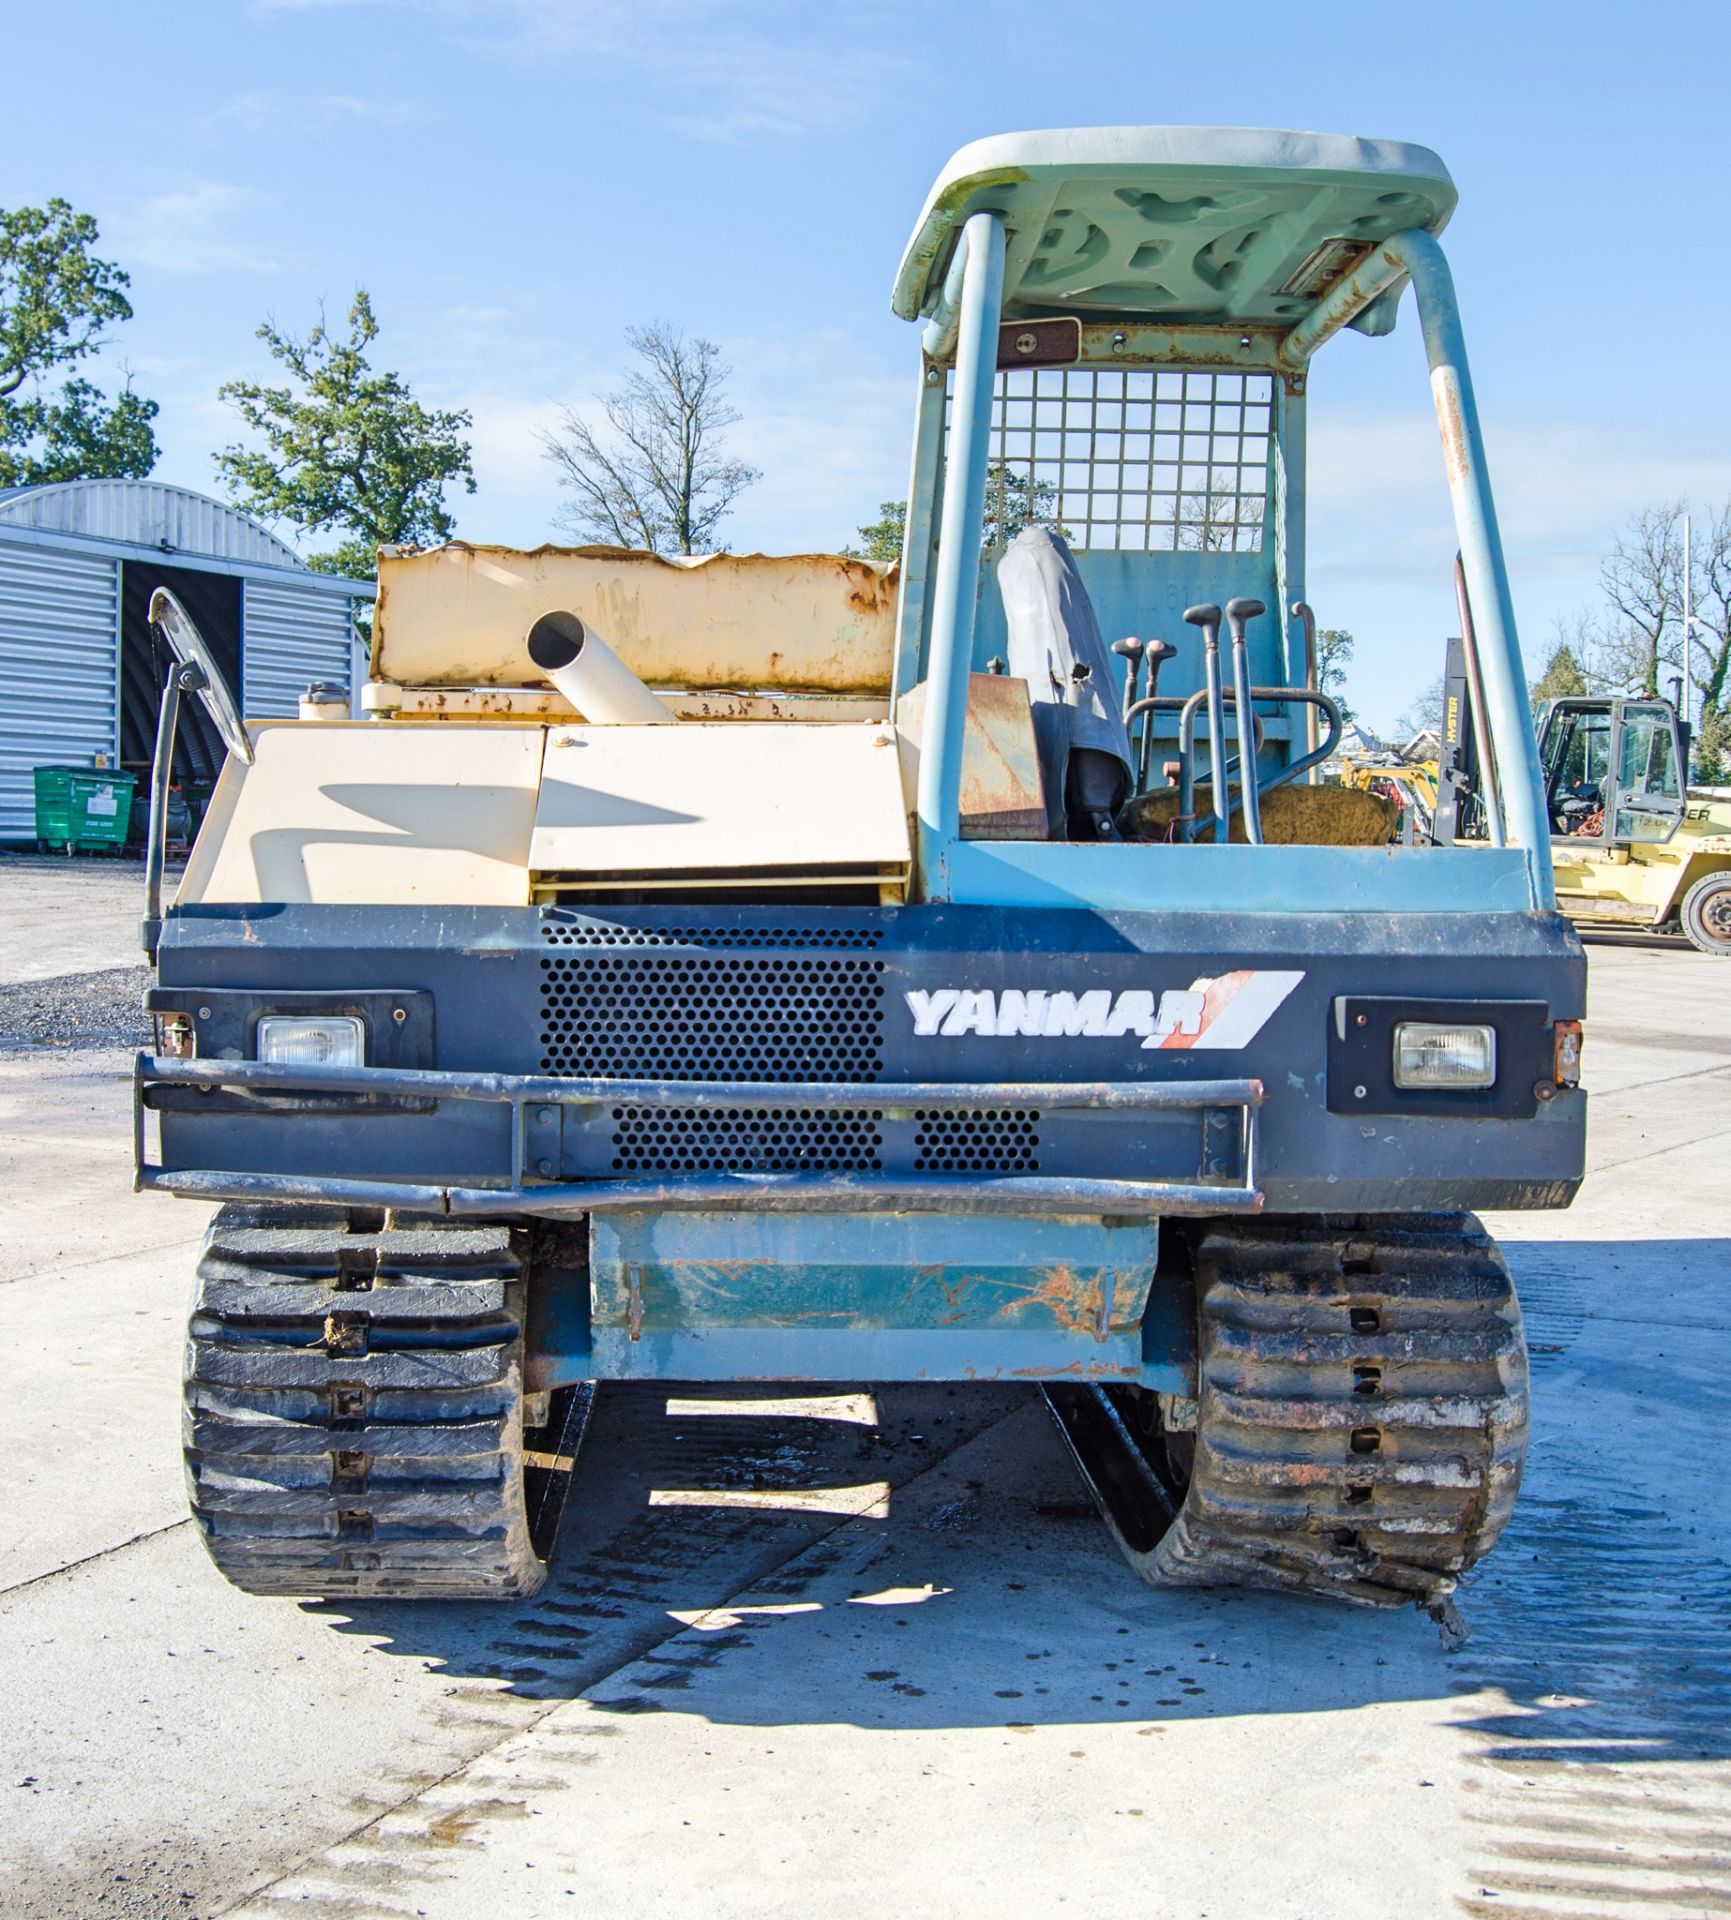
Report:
373,542,899,695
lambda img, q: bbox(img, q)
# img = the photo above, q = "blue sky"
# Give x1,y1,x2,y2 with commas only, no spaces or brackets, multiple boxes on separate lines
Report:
10,0,1729,729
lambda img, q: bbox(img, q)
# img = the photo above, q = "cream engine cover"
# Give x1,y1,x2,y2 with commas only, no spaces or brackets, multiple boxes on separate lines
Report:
179,724,546,906
530,722,910,883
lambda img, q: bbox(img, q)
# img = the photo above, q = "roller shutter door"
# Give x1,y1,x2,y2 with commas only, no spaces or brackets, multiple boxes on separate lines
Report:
242,579,356,718
0,542,120,839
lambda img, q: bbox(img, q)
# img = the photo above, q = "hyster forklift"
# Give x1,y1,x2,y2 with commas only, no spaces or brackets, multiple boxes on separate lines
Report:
1537,693,1731,955
137,127,1586,1623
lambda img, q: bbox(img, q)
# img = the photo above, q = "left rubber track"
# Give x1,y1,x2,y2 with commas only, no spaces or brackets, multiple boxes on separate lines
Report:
184,1203,579,1599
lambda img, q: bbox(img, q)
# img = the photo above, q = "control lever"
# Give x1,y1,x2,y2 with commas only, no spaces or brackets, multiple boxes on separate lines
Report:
1119,638,1181,794
1183,604,1230,842
1224,597,1267,845
1290,600,1320,783
1140,637,1177,701
1111,636,1145,721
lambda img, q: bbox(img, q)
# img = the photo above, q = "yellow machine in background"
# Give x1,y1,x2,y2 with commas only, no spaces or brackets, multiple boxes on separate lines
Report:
1340,755,1441,845
1538,695,1731,955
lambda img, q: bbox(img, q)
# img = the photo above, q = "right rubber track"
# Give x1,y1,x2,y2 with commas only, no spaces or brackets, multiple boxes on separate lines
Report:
184,1203,552,1600
1051,1213,1530,1610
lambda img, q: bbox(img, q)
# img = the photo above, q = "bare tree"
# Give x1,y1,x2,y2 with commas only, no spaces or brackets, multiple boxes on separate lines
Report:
1180,471,1264,553
540,323,759,554
1685,501,1731,724
1599,503,1685,697
1397,673,1445,740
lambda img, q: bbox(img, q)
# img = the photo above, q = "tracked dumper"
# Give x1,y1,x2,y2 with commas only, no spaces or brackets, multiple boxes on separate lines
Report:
137,127,1584,1619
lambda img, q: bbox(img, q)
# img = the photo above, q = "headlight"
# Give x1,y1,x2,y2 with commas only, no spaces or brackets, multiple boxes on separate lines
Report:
1392,1021,1496,1089
256,1014,365,1068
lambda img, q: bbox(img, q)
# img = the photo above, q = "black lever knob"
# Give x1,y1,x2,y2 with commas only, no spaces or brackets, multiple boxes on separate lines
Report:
1183,603,1222,630
1111,636,1145,662
1224,597,1266,626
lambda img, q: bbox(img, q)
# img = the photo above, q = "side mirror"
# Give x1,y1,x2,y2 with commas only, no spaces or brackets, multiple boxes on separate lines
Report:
140,588,253,961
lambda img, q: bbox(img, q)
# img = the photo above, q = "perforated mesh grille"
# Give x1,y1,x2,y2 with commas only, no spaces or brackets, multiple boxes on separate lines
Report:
541,919,883,950
950,367,1271,553
607,1105,884,1174
539,954,886,1080
913,1108,1041,1173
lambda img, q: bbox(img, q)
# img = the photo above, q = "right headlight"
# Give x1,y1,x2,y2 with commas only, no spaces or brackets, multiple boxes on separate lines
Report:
1392,1021,1496,1089
255,1014,365,1068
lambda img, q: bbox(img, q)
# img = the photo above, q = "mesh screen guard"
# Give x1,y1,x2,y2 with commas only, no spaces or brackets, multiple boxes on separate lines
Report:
951,366,1273,554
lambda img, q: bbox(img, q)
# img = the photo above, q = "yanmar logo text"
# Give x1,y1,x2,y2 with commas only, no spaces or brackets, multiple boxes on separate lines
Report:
905,969,1304,1051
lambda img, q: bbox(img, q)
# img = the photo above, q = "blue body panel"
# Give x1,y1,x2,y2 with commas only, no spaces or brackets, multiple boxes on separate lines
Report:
143,899,1585,1386
585,1211,1164,1386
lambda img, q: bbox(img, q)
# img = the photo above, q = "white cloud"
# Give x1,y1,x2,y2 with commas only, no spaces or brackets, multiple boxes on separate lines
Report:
1310,409,1731,579
247,0,909,142
103,183,285,276
215,89,430,132
722,335,910,552
1300,409,1731,730
453,391,571,538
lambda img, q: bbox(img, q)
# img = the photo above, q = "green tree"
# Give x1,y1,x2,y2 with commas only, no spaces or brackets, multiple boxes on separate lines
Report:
1315,627,1356,723
1693,707,1728,785
216,291,475,580
841,500,906,565
0,198,158,485
842,467,1065,566
1530,638,1589,708
983,465,1065,548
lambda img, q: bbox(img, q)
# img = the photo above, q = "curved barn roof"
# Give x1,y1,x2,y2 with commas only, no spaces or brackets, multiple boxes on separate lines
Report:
0,478,304,568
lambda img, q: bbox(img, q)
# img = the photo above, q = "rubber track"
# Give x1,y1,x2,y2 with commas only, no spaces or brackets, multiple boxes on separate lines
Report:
184,1203,550,1600
1050,1213,1529,1610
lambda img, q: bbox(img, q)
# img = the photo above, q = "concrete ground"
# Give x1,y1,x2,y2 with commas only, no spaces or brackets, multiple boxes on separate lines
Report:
0,936,1726,1920
0,854,178,984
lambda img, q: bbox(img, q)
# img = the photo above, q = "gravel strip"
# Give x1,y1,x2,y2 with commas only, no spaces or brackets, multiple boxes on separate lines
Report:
0,967,151,1051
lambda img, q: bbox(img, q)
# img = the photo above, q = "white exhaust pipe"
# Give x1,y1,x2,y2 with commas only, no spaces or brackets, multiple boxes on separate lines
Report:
526,610,673,725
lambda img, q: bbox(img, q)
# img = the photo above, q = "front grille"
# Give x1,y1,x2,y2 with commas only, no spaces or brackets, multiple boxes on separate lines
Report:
913,1107,1041,1173
607,1105,885,1174
539,953,886,1081
541,918,883,949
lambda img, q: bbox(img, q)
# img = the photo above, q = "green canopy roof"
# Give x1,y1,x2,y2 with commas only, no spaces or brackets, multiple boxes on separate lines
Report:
893,126,1455,340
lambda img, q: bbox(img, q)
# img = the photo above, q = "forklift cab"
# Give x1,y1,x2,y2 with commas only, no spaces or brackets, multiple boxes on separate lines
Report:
1538,697,1687,848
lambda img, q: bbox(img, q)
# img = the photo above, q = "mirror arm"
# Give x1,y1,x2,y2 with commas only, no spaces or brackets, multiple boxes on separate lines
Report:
140,659,206,963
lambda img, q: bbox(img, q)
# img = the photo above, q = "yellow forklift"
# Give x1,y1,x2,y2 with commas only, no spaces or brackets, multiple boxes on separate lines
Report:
1536,691,1731,955
1430,615,1731,953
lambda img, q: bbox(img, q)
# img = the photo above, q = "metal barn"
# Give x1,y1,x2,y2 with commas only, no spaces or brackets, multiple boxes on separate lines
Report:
0,478,373,841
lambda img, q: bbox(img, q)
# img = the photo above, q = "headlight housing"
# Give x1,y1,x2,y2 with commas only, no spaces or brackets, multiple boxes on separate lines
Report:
255,1014,365,1068
1392,1020,1496,1089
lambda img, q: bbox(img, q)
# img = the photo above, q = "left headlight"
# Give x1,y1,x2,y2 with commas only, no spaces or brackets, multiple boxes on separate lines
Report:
1392,1020,1496,1089
255,1014,365,1068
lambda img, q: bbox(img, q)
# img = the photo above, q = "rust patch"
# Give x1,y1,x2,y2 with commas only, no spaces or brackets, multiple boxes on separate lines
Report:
374,541,899,695
1017,1265,1108,1342
1010,1359,1139,1379
1432,369,1472,487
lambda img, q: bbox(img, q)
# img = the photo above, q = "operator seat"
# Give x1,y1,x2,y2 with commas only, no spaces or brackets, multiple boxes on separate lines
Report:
998,526,1136,839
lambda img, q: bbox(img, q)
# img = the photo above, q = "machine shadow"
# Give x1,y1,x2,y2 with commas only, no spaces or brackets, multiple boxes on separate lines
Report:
304,1235,1731,1767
